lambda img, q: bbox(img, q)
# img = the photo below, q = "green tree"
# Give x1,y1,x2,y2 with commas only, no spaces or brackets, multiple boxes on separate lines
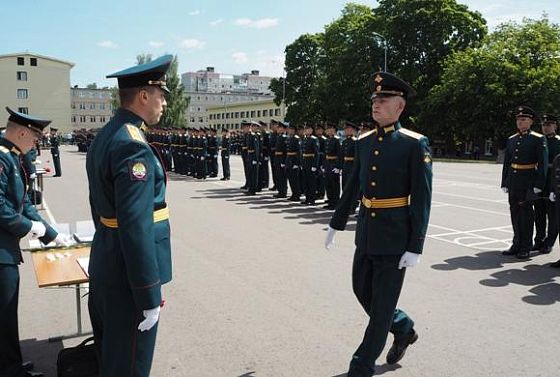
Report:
159,55,189,128
422,17,560,147
87,83,98,89
270,33,324,124
136,54,153,65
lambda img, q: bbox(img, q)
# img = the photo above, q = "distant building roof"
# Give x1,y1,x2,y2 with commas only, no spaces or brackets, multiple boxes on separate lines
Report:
0,52,75,67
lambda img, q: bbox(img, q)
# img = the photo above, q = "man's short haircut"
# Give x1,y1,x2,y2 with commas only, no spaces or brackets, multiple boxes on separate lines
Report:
119,86,158,107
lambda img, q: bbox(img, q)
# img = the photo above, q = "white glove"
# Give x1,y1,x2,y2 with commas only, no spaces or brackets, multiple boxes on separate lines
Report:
321,168,325,173
252,160,257,165
325,226,337,250
54,233,74,247
398,251,420,269
264,157,269,161
138,306,161,332
550,192,556,202
292,165,299,169
30,173,37,179
29,221,46,239
311,167,317,172
280,164,286,168
501,187,508,194
201,157,205,161
225,156,229,159
533,187,542,194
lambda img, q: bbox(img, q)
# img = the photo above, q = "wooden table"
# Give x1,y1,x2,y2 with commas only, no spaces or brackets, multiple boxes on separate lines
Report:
31,247,91,341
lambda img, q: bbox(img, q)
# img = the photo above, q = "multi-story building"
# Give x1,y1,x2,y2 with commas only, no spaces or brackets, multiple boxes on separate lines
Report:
0,52,74,132
70,87,113,129
206,99,283,130
182,67,276,128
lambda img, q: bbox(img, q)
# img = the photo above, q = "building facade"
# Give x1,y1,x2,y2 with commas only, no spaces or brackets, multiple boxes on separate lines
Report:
182,67,276,129
70,87,113,129
0,52,74,132
206,99,283,130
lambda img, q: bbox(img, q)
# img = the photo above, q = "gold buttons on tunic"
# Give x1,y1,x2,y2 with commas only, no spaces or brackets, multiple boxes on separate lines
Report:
378,137,383,142
374,150,379,155
371,212,376,218
371,182,376,187
371,166,377,171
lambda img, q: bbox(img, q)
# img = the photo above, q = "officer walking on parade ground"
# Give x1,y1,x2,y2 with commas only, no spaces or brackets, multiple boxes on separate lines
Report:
269,119,279,190
1,108,70,377
86,55,173,377
341,121,359,212
301,123,319,205
220,128,231,181
501,106,547,260
273,121,288,198
244,121,261,195
258,121,270,191
207,128,219,178
49,127,61,177
315,124,327,201
323,123,342,210
325,72,432,377
533,114,560,254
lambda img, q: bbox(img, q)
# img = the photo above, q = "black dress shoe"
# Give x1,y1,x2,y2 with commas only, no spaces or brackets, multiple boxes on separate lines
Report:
540,246,553,254
24,371,44,377
22,361,34,371
240,185,247,189
502,247,519,256
387,329,418,364
550,259,560,268
287,197,300,202
273,193,287,198
532,242,544,251
516,250,530,259
245,191,256,196
270,186,277,191
220,177,227,181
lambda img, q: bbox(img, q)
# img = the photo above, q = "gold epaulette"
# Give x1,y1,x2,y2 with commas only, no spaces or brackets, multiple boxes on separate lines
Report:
399,128,425,140
530,131,544,138
294,135,300,139
125,124,147,143
508,133,518,139
352,136,358,141
358,129,376,140
555,135,560,141
0,146,9,154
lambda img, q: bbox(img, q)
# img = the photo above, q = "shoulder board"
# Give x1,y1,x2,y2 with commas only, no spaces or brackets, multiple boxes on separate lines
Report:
399,128,425,140
0,146,9,154
294,135,300,139
311,135,317,139
125,124,147,143
358,130,376,140
334,135,340,139
530,131,543,138
351,136,357,141
508,133,518,139
555,135,560,140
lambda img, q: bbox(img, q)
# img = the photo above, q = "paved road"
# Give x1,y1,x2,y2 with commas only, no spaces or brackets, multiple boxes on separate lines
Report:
17,146,560,377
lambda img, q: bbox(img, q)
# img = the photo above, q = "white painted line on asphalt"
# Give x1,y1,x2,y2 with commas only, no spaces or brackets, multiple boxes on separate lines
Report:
429,225,512,237
431,201,509,217
428,223,512,251
433,190,507,204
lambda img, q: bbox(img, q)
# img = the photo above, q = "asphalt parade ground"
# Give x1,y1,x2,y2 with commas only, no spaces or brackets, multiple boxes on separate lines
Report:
17,146,560,377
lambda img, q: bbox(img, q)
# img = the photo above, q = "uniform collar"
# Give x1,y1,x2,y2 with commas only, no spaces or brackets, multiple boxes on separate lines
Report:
546,133,556,138
376,122,400,135
518,129,529,136
0,137,23,156
117,108,147,131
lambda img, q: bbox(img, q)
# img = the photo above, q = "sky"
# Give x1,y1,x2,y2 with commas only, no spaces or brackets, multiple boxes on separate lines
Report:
1,0,558,87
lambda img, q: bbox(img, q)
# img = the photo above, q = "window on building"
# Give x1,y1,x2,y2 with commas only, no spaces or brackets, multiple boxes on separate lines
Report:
71,103,76,109
263,110,268,117
100,103,105,110
90,116,96,122
241,111,245,118
275,109,280,116
197,107,201,111
72,116,76,123
190,118,195,123
198,117,203,123
235,112,239,118
17,89,28,99
17,71,27,81
226,113,230,119
250,111,255,117
257,110,261,117
79,103,86,110
30,58,37,66
18,107,28,114
17,57,24,65
80,116,86,123
270,109,274,115
90,103,95,110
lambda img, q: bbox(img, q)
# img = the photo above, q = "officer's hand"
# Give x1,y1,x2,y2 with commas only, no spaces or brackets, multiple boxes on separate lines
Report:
533,187,542,194
325,226,337,250
201,157,205,160
138,306,161,332
501,187,508,194
311,167,317,172
29,173,37,180
321,168,325,173
398,251,420,269
54,233,75,247
292,165,299,169
280,164,286,168
252,160,257,165
550,192,556,202
29,221,47,239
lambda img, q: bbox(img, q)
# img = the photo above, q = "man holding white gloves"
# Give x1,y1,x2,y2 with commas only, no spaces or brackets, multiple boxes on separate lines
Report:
500,106,547,259
324,72,432,377
1,107,70,377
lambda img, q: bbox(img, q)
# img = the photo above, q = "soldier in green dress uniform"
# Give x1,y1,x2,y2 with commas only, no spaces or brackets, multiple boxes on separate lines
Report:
1,108,70,377
501,106,547,259
325,72,432,377
272,121,288,198
533,114,560,254
323,123,342,210
86,55,173,377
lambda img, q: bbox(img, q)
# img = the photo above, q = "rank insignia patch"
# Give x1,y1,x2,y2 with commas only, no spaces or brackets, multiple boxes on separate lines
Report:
129,161,147,181
424,153,432,164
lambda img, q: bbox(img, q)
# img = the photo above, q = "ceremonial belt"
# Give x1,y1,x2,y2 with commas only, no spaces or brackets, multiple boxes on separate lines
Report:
275,152,285,156
248,149,256,153
303,153,315,158
511,163,537,170
100,205,169,228
242,147,248,150
326,155,338,160
361,196,409,209
287,152,298,156
344,157,355,162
